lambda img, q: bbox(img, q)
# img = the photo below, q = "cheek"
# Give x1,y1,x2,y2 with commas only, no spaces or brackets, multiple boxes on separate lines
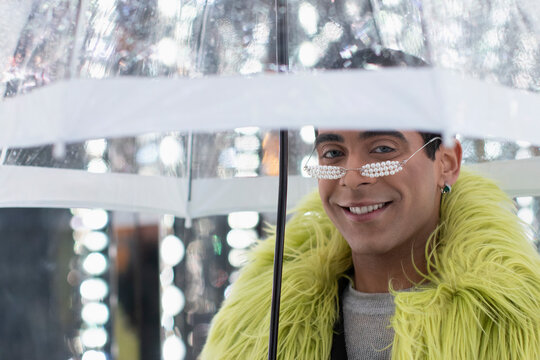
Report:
318,181,338,217
318,180,332,201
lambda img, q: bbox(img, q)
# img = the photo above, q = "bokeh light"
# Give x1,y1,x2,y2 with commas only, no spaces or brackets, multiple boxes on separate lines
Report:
81,327,108,348
162,335,186,360
159,136,184,166
300,126,316,144
226,229,258,249
160,235,185,267
85,139,107,157
81,209,109,230
81,350,107,360
518,208,534,224
516,196,533,207
82,252,108,276
82,303,110,325
227,212,259,229
87,159,109,174
161,285,185,316
228,249,249,268
82,231,109,252
80,278,109,301
299,2,319,36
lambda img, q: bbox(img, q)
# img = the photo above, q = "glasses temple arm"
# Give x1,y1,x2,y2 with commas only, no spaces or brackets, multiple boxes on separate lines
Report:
402,136,442,164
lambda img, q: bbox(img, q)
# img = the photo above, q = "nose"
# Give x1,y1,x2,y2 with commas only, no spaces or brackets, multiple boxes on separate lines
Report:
338,166,377,188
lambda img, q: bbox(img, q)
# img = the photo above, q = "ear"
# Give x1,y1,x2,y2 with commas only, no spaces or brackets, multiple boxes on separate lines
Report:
437,139,462,187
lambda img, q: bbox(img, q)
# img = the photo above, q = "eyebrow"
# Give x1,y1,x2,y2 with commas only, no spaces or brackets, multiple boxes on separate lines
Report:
314,131,407,147
358,131,407,142
314,133,344,147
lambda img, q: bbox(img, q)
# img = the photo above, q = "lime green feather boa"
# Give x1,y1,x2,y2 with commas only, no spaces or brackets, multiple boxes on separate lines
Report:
201,170,540,359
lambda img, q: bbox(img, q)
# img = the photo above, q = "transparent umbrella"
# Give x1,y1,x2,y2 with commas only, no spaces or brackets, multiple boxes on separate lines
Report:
0,0,539,359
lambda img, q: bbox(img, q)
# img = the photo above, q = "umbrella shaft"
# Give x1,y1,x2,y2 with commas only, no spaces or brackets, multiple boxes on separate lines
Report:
268,129,288,360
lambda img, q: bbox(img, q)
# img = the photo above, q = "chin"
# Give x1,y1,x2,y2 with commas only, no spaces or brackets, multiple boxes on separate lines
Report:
345,237,398,256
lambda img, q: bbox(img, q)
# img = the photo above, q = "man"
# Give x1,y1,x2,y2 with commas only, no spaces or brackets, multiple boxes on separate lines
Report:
201,129,540,359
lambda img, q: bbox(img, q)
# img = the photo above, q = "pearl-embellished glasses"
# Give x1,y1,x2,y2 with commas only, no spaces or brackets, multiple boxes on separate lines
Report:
304,137,441,180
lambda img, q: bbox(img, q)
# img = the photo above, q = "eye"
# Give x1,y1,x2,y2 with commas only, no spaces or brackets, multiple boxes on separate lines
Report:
372,145,395,153
321,149,344,159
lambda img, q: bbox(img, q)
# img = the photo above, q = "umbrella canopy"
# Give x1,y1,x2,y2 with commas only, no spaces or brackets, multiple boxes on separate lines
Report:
0,0,540,215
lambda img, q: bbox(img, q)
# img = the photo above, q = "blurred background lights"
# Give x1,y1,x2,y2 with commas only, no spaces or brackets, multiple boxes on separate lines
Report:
234,153,260,170
162,335,186,360
81,327,108,348
484,29,501,47
516,140,531,148
156,38,178,66
227,211,259,229
321,22,343,42
97,0,116,10
81,350,107,360
381,0,402,6
161,285,185,316
491,8,510,25
378,11,403,37
136,143,159,164
300,126,316,144
345,1,359,17
82,231,109,251
298,41,320,67
87,159,109,174
161,314,174,330
160,267,174,287
81,209,109,230
159,136,183,166
80,278,109,301
234,127,259,136
239,59,263,75
85,139,107,157
179,4,197,21
160,235,185,267
158,0,179,17
516,196,533,207
484,141,502,158
515,148,531,160
228,249,249,268
234,135,261,152
226,229,258,249
163,214,175,228
299,2,319,36
81,303,110,325
82,252,108,275
518,208,534,224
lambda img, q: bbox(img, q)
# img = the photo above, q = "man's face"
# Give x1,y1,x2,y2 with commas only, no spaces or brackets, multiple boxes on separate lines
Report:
316,130,443,257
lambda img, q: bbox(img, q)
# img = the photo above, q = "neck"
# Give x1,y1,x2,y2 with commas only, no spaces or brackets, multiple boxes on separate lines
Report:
351,239,428,293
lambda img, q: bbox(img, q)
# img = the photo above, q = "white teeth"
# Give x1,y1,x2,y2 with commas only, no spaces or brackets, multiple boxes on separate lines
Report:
349,203,386,215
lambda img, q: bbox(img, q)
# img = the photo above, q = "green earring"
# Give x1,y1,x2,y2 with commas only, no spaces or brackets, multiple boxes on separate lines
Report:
441,184,451,194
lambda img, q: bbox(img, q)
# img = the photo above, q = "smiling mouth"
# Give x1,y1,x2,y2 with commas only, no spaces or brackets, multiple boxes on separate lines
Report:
347,202,391,215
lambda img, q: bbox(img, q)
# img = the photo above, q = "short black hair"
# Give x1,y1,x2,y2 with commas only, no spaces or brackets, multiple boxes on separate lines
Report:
419,132,441,160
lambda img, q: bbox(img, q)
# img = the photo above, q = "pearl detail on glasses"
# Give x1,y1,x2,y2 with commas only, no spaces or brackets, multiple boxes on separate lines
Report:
304,161,404,180
361,161,403,177
303,136,441,180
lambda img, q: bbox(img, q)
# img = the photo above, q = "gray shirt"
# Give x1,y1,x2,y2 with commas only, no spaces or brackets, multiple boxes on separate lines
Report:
342,284,395,360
